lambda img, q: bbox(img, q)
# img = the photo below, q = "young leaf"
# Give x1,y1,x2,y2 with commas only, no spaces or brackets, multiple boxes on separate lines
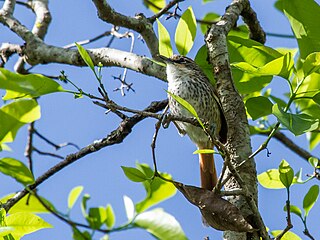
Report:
270,230,302,240
0,68,65,100
167,91,205,129
272,104,319,135
195,45,215,83
68,186,84,210
135,163,176,213
0,99,40,144
278,160,294,188
121,166,148,182
0,158,34,185
105,204,115,229
245,96,273,120
143,0,165,14
75,43,94,71
6,212,52,239
312,91,320,105
123,195,135,221
284,204,302,218
257,169,286,189
200,12,220,34
303,185,319,217
157,19,173,58
193,149,215,154
175,6,196,55
308,157,319,168
135,208,187,240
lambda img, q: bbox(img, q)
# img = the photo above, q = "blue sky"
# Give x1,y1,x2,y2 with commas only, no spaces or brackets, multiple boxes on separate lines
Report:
1,0,319,239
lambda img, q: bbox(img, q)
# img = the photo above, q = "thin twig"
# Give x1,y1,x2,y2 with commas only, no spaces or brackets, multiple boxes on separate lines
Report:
148,0,184,23
25,122,35,175
33,147,64,160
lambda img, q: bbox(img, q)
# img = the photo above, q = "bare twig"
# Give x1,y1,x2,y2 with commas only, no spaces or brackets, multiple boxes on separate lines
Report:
149,0,183,23
33,147,64,160
25,122,35,175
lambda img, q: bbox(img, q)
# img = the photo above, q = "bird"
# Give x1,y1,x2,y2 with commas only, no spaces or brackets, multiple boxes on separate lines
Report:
160,54,227,192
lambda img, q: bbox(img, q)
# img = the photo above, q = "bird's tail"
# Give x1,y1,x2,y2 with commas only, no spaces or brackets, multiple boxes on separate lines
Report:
199,151,217,191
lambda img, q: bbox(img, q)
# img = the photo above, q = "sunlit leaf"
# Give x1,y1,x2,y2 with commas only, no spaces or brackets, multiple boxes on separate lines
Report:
303,185,319,217
278,160,294,188
143,0,165,14
272,104,319,135
0,68,65,100
157,19,173,58
135,208,187,240
167,91,205,129
88,207,107,229
0,99,40,144
175,6,196,55
281,0,320,60
6,212,52,239
75,43,94,71
68,186,83,210
302,52,320,77
0,193,54,214
81,194,90,218
271,230,302,240
308,157,319,168
135,163,176,213
193,149,215,154
0,158,34,185
258,169,285,189
284,205,302,218
105,204,115,229
195,45,215,83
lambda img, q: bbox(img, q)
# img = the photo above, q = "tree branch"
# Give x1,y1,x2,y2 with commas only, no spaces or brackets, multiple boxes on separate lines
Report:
2,100,168,212
205,0,268,239
92,0,159,57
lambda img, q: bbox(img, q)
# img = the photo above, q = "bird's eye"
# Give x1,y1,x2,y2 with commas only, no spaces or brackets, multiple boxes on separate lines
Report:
175,57,187,64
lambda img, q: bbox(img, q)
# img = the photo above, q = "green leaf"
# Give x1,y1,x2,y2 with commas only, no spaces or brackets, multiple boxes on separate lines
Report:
284,205,302,218
135,208,187,240
200,13,220,34
193,149,215,154
281,0,320,60
121,166,148,182
308,157,319,168
68,186,83,210
232,52,294,80
175,6,196,55
0,99,40,144
75,43,94,71
303,185,319,217
135,163,176,213
167,91,205,129
105,204,115,229
272,104,319,135
228,36,282,94
245,96,273,120
157,19,173,58
0,158,34,185
228,25,249,39
312,91,320,105
302,52,320,77
257,169,286,189
279,160,294,188
87,207,107,229
6,212,52,239
271,230,302,240
143,0,166,14
81,194,90,218
195,45,215,83
72,229,92,240
0,68,65,100
0,227,14,237
0,193,54,214
309,131,320,150
123,195,135,221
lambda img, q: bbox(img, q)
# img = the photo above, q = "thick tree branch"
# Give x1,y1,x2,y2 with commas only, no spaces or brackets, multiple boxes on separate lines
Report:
2,100,168,212
92,0,159,57
205,0,268,239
